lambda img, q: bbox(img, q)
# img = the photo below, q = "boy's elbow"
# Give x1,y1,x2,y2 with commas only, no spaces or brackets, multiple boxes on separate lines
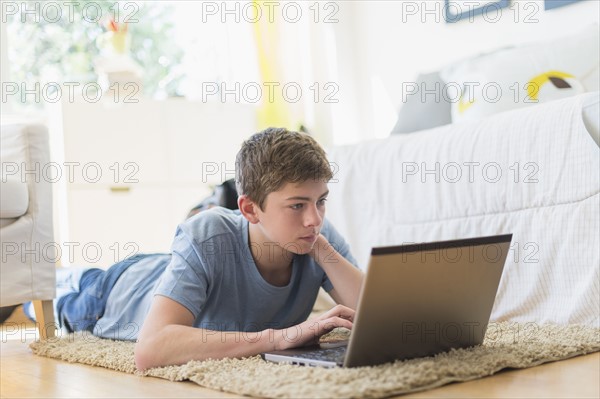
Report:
134,339,156,371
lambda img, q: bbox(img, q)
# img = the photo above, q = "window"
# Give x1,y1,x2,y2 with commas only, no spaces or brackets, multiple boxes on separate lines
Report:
2,0,259,113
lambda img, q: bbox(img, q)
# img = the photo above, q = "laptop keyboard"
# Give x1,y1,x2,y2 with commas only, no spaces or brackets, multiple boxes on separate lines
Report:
287,346,347,363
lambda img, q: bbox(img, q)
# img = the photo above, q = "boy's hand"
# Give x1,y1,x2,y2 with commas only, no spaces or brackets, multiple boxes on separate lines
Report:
307,233,365,310
272,304,355,351
309,234,336,265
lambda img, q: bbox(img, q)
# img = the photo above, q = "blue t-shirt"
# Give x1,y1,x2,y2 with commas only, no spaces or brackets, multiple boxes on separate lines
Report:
94,207,357,340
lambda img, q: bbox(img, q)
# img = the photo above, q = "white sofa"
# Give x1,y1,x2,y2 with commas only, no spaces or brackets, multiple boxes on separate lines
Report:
1,121,56,338
326,92,600,328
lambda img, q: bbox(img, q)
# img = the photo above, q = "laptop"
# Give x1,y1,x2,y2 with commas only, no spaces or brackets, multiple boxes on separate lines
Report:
261,233,512,368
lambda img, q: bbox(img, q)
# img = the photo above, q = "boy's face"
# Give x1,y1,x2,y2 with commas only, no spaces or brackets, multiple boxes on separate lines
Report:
254,179,328,255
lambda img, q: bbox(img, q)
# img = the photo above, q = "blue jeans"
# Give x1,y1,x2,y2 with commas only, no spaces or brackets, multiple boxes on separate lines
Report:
26,254,156,333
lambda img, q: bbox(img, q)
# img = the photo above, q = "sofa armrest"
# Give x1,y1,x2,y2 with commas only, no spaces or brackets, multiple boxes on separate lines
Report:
1,122,56,306
0,179,29,218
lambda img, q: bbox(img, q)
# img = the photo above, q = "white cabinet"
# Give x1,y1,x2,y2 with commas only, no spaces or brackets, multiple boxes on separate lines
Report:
50,97,256,267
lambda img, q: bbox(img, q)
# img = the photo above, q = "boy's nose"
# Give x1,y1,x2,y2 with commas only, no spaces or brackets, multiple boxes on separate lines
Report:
304,204,323,227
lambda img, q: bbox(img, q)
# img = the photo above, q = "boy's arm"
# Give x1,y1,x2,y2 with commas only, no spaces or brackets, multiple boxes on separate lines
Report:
310,234,365,309
134,295,354,370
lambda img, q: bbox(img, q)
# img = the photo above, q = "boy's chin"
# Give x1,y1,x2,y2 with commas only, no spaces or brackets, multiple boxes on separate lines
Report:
286,241,315,255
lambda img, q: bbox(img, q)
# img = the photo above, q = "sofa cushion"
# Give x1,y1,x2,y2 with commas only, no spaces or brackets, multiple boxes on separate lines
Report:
0,179,28,218
390,71,452,134
440,24,599,123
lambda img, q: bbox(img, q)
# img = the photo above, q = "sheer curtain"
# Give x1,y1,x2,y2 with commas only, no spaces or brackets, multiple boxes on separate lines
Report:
171,1,260,101
249,1,339,144
171,0,338,145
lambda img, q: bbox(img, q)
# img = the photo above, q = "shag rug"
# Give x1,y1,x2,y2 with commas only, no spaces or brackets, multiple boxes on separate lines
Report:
30,322,599,398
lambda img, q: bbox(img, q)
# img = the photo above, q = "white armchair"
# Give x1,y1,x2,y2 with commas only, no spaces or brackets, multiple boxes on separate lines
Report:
1,121,56,338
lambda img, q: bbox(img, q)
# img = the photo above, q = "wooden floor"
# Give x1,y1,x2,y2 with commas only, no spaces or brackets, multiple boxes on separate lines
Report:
1,309,599,398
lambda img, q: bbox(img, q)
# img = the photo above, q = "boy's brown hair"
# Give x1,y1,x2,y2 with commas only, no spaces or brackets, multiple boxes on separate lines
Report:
235,127,333,210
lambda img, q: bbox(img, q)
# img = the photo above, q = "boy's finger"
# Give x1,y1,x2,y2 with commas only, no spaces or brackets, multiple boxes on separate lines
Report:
335,307,355,320
327,316,353,330
310,317,352,335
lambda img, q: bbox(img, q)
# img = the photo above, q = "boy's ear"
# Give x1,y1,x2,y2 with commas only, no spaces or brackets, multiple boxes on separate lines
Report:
238,195,260,224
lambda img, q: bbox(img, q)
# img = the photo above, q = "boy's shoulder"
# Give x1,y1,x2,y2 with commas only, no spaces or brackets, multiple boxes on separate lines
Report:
179,206,244,244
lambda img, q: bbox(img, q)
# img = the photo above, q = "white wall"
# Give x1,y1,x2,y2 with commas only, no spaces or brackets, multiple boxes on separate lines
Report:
330,0,600,144
0,19,12,115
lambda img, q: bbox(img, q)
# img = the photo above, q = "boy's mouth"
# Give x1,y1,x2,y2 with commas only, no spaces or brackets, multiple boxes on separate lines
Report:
299,234,317,242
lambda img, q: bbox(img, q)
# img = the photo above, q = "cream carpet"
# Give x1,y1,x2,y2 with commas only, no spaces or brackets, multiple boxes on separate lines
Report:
30,322,599,398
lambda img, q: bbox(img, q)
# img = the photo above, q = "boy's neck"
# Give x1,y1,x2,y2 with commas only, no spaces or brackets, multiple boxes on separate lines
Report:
248,223,293,286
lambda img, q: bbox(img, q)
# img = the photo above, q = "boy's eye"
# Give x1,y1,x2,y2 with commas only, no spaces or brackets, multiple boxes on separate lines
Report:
290,199,327,210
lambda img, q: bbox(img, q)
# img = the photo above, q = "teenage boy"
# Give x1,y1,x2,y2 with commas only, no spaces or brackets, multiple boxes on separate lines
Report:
29,128,364,370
